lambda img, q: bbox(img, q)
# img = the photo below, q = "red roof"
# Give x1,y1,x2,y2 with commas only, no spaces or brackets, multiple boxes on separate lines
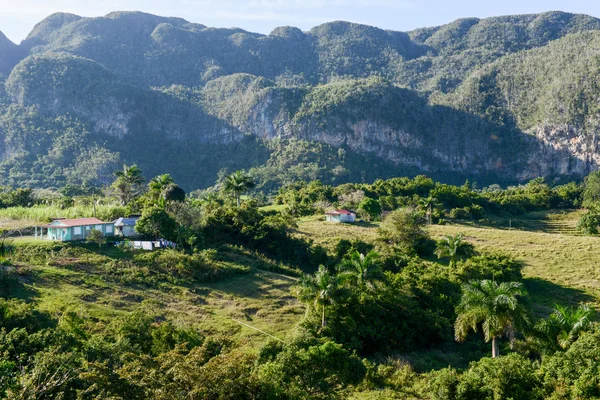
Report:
325,209,354,215
44,218,107,227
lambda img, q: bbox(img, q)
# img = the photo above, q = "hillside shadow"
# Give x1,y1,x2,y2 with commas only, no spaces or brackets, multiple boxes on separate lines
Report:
523,277,596,317
1,266,39,301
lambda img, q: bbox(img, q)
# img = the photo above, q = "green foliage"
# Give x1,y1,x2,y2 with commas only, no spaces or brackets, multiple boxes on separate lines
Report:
457,253,523,283
136,208,178,240
378,208,433,255
223,170,255,207
430,354,544,400
577,205,600,235
336,250,385,292
455,280,529,357
435,234,475,268
259,339,366,399
299,265,339,328
111,163,145,206
541,326,600,398
86,228,106,247
533,304,594,354
358,197,381,220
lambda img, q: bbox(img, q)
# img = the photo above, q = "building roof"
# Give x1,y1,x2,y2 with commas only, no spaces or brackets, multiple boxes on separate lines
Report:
113,217,139,227
325,209,354,215
44,218,107,228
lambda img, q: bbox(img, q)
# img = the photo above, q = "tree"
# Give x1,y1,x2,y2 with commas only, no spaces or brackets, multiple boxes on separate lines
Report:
162,183,186,204
577,205,600,235
455,280,529,357
337,250,384,292
87,229,106,248
298,265,338,328
417,196,436,225
135,208,178,240
358,198,381,220
223,171,255,207
534,304,594,353
435,233,475,268
582,170,600,207
378,208,430,255
111,164,144,205
147,174,175,208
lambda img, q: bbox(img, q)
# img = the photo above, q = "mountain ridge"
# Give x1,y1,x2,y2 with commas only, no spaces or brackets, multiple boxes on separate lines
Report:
0,10,599,190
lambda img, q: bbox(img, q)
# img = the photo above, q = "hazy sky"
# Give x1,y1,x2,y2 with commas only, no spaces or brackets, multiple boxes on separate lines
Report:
2,0,600,43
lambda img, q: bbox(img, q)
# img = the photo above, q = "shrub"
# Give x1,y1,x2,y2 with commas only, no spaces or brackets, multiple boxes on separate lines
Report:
455,354,544,400
458,253,523,283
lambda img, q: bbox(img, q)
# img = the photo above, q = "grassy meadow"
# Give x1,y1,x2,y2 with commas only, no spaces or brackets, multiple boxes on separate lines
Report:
295,210,600,315
5,207,600,352
7,240,303,348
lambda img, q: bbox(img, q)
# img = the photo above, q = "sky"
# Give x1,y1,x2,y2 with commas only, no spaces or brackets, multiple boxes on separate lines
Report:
1,0,600,43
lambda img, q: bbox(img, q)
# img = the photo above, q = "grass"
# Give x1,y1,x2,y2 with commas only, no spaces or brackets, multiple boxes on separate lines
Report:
0,204,127,225
429,224,600,312
295,210,600,314
6,207,599,352
7,241,304,348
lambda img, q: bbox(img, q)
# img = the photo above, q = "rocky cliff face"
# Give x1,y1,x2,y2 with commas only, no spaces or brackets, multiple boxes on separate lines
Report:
1,11,600,189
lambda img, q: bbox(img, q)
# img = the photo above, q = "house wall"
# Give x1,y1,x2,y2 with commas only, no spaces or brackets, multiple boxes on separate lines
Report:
115,225,138,237
326,215,342,223
47,223,114,241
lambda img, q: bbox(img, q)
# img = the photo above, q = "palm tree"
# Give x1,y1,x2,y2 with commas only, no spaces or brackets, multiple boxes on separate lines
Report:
534,304,594,353
148,174,175,207
417,196,436,225
435,233,474,268
224,171,255,207
455,280,529,357
337,250,385,292
149,174,174,193
298,265,338,328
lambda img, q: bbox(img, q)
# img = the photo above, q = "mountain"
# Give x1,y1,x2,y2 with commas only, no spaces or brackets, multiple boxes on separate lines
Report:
1,10,600,190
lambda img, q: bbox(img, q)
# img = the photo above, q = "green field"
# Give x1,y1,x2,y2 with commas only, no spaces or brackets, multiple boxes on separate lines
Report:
295,211,600,315
7,209,600,352
9,242,303,348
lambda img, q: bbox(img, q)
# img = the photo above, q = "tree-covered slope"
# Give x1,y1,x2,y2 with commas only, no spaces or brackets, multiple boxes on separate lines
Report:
0,10,600,189
434,31,600,178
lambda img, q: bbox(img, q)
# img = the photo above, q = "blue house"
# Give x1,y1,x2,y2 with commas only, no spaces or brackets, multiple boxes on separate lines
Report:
37,218,115,241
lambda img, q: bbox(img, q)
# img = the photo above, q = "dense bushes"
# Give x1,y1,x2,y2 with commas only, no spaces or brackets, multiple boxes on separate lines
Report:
430,354,544,400
275,175,583,224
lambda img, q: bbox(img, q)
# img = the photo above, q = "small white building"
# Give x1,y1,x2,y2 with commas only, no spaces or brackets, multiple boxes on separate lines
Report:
113,217,140,237
325,209,356,223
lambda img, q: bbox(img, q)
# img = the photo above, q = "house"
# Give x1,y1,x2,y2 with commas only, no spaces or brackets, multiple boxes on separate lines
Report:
113,217,140,237
325,209,356,223
37,218,115,241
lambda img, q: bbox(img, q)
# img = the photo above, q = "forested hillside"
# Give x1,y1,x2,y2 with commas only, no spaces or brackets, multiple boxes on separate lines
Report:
1,11,600,189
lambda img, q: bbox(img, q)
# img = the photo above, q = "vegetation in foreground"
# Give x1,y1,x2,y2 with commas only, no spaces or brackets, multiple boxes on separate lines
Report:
1,168,600,398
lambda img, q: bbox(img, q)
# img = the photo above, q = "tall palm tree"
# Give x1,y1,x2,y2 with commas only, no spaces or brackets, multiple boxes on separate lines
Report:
224,171,255,207
417,196,436,225
455,280,529,357
435,233,474,268
534,304,594,353
337,250,385,292
298,265,338,328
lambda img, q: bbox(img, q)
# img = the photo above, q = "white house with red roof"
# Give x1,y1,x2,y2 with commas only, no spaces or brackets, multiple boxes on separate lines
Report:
37,218,115,241
325,209,356,223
